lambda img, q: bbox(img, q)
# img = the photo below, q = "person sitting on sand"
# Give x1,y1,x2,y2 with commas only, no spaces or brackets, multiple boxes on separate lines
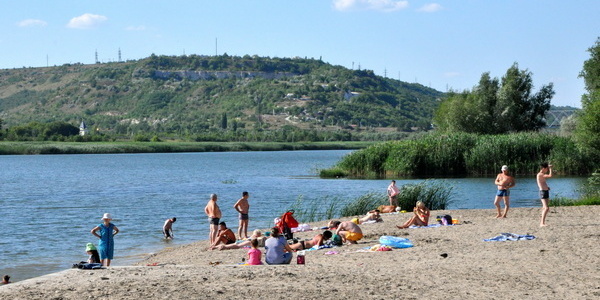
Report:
217,229,267,250
289,230,333,250
2,275,10,284
359,209,383,224
330,220,363,244
396,201,430,229
246,238,262,265
209,222,237,250
265,227,294,265
86,243,101,264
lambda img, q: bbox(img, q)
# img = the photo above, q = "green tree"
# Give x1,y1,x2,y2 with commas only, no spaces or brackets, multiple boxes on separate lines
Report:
434,63,554,134
576,37,600,161
220,112,228,129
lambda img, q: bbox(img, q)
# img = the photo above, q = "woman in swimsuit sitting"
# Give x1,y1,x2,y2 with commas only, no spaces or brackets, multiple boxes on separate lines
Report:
289,230,332,250
396,201,430,229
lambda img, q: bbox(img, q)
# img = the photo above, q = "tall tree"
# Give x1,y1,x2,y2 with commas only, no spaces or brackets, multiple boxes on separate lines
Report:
576,37,600,161
434,63,554,134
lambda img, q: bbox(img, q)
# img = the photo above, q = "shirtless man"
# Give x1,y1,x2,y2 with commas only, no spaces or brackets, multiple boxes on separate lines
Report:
204,194,222,245
233,191,250,240
209,222,237,250
494,165,516,218
537,163,553,227
335,220,363,244
162,217,176,239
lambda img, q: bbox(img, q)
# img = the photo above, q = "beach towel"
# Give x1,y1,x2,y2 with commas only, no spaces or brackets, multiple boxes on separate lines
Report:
305,244,334,251
379,236,413,248
408,224,442,229
483,233,536,242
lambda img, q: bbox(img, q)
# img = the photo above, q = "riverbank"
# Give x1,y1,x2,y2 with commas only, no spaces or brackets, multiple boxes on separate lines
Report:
0,141,374,155
1,206,599,299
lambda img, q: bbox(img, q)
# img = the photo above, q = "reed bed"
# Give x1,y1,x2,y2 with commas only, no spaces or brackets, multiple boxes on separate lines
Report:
0,141,373,155
288,181,454,223
322,132,594,177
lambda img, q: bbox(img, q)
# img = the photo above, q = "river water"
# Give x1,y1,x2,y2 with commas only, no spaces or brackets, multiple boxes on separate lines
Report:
0,150,585,281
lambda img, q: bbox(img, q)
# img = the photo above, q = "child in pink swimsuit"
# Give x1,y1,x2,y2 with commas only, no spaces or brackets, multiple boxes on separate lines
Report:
247,238,262,265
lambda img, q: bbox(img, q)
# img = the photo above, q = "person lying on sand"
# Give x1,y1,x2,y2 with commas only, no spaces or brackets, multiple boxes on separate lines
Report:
208,222,236,250
396,201,430,229
289,230,332,250
359,209,383,224
217,229,266,250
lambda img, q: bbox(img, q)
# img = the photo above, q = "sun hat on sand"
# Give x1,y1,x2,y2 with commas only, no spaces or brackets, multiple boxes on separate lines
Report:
101,213,112,220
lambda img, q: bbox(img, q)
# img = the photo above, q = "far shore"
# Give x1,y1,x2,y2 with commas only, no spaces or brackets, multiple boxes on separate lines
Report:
0,141,373,155
1,206,598,299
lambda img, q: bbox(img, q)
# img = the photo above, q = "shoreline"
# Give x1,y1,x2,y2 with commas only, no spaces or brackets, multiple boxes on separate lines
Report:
1,206,599,299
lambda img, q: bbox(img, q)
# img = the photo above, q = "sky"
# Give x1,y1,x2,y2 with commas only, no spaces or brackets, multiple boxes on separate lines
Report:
1,1,598,108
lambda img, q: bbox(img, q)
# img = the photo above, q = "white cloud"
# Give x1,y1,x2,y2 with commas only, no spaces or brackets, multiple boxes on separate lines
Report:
333,0,409,12
125,25,146,31
66,13,107,29
17,19,48,27
417,3,443,13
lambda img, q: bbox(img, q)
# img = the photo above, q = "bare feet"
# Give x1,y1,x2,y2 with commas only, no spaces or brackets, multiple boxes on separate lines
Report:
540,223,548,227
396,225,406,229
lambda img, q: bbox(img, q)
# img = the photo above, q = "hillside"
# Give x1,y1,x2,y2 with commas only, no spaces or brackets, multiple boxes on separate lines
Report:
0,54,444,139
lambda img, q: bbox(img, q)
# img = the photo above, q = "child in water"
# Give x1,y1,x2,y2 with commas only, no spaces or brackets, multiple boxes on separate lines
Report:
246,238,262,265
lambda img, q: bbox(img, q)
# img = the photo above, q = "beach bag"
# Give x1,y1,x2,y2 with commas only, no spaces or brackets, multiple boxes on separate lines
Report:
72,262,103,269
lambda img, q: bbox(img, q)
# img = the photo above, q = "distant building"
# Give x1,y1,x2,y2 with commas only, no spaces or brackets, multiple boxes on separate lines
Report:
344,91,361,101
79,121,89,136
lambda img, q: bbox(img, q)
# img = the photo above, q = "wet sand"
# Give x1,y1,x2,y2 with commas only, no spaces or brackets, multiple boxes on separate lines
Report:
1,206,599,299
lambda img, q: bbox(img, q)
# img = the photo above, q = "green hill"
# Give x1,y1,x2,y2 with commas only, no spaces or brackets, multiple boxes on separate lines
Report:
0,54,444,140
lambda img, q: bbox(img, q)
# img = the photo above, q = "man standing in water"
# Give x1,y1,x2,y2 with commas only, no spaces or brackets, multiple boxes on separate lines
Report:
233,191,250,240
494,165,516,218
387,180,400,206
537,162,553,227
204,194,222,245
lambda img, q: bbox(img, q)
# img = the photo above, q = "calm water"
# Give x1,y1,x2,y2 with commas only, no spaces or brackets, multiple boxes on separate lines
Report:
0,150,585,281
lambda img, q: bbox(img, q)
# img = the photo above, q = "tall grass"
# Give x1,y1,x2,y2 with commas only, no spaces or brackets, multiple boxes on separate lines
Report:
288,181,455,223
396,180,454,211
323,132,595,177
288,195,340,223
338,192,388,217
0,141,373,155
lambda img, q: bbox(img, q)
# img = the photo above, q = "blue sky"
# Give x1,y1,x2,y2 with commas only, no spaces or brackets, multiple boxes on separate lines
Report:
1,1,598,108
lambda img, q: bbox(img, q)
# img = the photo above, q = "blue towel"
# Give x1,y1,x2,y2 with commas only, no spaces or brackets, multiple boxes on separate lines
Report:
484,233,536,242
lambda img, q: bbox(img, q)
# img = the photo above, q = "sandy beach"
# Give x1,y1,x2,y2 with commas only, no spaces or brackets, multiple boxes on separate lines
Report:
1,206,599,299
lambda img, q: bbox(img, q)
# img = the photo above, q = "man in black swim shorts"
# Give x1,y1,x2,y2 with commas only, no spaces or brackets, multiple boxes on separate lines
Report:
233,191,250,240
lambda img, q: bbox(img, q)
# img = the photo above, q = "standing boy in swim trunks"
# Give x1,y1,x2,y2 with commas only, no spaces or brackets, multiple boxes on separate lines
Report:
204,194,222,245
537,162,553,227
335,220,363,244
233,191,250,240
494,165,516,218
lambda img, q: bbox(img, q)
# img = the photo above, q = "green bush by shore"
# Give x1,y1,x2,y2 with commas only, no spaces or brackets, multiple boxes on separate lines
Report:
0,141,374,155
322,132,595,178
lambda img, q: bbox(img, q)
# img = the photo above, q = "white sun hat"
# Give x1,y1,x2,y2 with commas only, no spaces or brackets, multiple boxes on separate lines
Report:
101,213,113,220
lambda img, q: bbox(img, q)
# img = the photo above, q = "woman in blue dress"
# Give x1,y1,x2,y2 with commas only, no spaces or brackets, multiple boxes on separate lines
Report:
91,213,120,267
